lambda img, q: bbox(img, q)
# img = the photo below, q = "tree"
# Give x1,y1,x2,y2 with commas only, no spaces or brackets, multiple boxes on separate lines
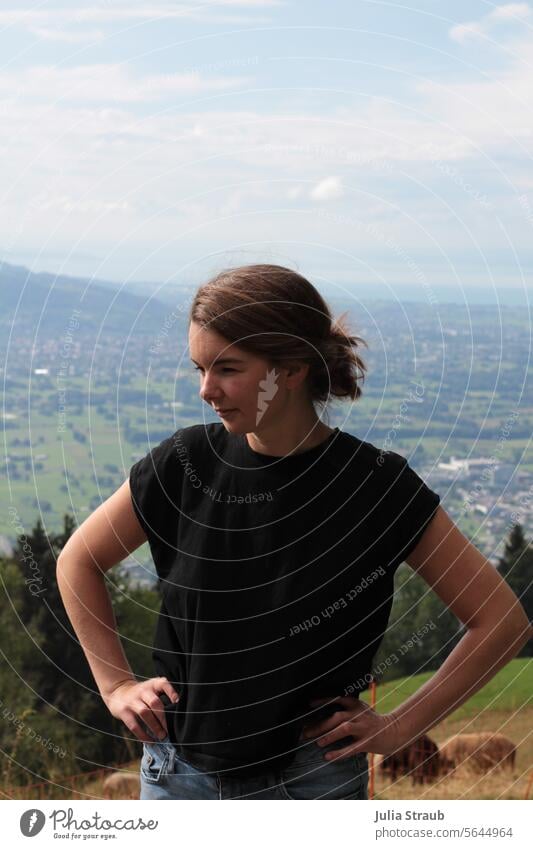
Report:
373,564,463,681
497,523,533,657
4,513,161,786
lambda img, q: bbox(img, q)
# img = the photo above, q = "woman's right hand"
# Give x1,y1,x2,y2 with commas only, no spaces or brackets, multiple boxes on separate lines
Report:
104,676,180,743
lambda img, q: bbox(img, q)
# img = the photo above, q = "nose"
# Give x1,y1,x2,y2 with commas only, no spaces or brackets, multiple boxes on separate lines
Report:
199,371,223,405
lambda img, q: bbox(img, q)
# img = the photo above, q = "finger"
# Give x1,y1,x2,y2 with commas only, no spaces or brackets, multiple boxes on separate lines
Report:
129,724,155,744
306,696,345,722
154,678,180,704
135,701,167,740
144,691,168,716
121,711,155,744
321,739,366,763
141,695,168,736
304,698,370,737
305,698,369,729
303,713,347,739
315,719,361,749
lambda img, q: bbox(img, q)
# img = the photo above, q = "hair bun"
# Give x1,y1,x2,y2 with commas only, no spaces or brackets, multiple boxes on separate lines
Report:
190,264,368,408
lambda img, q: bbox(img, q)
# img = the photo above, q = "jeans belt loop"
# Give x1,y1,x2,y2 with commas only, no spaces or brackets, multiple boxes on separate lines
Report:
167,742,176,772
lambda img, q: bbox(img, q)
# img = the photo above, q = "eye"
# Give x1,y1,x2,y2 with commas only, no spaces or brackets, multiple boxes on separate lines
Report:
192,366,237,373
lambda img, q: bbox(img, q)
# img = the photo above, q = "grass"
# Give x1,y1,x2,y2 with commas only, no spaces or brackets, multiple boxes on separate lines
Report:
4,659,531,800
360,658,532,718
361,658,533,800
370,707,533,800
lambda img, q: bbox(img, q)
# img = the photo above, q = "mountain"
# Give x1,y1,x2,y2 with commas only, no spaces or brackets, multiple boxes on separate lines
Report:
0,260,191,338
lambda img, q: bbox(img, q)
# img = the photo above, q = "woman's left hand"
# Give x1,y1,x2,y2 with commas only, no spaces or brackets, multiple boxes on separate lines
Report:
301,695,406,761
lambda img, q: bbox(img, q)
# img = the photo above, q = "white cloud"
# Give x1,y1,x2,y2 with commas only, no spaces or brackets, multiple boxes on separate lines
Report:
310,176,344,200
417,37,533,159
449,2,531,42
0,64,254,103
2,2,533,278
449,22,485,43
32,195,133,214
29,26,105,43
0,1,282,28
30,26,105,44
491,3,531,20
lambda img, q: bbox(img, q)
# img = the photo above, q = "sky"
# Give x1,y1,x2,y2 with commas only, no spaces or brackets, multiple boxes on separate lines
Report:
1,0,533,301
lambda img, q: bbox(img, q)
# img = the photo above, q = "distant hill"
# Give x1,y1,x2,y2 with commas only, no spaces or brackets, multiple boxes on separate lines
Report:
3,260,530,321
0,260,190,338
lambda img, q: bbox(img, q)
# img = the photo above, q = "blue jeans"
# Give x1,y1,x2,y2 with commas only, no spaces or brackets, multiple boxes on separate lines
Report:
140,731,369,800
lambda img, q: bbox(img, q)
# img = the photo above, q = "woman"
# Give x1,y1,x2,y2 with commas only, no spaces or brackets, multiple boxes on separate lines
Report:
57,263,532,800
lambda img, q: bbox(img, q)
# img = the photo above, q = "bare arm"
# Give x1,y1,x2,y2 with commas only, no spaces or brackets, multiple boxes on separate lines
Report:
56,478,179,741
303,507,532,758
387,506,533,743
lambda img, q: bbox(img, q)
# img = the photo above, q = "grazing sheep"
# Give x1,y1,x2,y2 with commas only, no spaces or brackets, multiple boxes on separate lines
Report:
102,771,140,799
378,734,442,785
439,732,516,773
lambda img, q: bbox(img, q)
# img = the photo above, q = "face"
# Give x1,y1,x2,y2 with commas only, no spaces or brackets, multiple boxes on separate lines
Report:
188,320,308,433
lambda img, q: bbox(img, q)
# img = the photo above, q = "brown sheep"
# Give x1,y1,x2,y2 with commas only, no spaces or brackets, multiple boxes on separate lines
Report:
378,734,442,785
411,734,442,784
439,732,516,773
102,771,140,799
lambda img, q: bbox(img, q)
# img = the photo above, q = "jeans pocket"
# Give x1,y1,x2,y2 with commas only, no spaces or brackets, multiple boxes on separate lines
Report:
351,752,369,798
140,741,172,785
278,745,368,800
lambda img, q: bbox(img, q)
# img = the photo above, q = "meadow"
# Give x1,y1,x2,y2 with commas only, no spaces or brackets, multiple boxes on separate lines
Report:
5,659,529,801
360,657,532,800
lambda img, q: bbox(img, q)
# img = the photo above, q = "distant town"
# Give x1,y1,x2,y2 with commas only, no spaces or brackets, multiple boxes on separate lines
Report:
1,268,531,585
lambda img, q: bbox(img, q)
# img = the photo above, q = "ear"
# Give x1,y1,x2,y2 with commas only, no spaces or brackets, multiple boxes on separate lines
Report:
284,360,310,389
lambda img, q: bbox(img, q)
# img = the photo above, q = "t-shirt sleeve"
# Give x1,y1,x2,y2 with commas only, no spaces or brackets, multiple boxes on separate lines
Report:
377,451,441,570
129,432,181,553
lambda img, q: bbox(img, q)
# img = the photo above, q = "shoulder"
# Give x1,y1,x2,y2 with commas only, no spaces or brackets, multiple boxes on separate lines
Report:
141,422,224,453
334,430,407,479
337,432,436,502
168,422,228,456
345,432,406,470
138,422,229,474
350,433,411,479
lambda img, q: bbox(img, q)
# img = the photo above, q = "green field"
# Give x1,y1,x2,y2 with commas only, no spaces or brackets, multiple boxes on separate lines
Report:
360,658,533,799
360,657,532,718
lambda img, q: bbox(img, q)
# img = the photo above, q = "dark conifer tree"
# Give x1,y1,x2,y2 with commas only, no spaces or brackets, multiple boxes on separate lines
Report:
497,523,532,657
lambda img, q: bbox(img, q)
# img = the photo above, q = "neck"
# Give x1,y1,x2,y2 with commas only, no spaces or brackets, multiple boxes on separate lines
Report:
245,414,335,458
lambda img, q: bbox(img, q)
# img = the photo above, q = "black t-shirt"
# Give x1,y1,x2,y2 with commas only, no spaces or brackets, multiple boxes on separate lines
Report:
129,422,440,776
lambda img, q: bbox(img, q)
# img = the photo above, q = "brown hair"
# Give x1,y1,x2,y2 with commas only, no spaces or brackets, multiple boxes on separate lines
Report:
189,263,367,414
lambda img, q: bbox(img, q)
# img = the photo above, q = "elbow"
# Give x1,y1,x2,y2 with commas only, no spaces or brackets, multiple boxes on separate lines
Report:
494,608,533,652
56,554,71,590
515,617,533,645
56,552,71,577
507,596,533,643
56,552,104,580
56,553,80,585
469,603,533,644
509,619,533,658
